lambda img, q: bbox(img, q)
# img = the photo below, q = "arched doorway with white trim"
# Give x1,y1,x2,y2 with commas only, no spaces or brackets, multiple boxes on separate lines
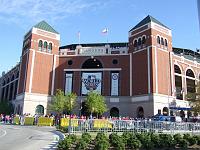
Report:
174,65,183,100
35,105,44,115
186,69,196,98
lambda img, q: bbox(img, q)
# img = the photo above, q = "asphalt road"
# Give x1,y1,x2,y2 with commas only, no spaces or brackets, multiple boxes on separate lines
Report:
0,124,64,150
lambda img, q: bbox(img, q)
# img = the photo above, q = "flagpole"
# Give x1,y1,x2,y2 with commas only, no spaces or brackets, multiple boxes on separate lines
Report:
102,28,108,43
78,31,80,45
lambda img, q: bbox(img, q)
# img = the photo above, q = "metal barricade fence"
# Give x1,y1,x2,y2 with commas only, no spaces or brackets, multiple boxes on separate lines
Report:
68,119,200,134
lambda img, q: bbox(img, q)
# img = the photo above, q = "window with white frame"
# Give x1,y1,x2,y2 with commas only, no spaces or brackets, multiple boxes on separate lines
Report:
38,40,43,51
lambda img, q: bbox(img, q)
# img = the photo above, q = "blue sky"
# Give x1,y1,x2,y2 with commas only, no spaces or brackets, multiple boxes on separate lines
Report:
0,0,199,74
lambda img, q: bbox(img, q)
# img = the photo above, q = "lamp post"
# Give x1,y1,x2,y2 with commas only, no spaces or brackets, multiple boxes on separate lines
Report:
68,97,72,134
79,99,82,117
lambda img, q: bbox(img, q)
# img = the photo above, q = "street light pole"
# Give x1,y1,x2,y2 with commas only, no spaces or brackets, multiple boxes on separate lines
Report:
68,97,72,134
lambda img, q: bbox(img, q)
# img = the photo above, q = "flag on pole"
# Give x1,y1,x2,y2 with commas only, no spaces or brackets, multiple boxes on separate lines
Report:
102,28,108,34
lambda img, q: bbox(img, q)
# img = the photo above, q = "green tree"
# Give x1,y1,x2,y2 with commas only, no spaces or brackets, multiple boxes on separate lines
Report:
0,100,14,114
64,92,77,114
186,82,200,114
49,89,65,114
85,91,107,117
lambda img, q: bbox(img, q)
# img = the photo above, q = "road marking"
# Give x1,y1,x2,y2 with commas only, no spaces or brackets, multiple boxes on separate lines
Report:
0,129,7,138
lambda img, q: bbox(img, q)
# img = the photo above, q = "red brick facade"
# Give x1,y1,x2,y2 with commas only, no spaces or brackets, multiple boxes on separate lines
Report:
0,16,199,117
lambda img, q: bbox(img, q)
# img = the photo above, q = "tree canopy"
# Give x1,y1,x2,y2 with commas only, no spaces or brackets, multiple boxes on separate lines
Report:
64,92,77,114
0,100,14,114
49,89,66,114
49,89,77,114
85,91,107,117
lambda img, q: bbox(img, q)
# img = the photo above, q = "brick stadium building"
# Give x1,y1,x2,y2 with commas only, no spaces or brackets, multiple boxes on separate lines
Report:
0,15,199,118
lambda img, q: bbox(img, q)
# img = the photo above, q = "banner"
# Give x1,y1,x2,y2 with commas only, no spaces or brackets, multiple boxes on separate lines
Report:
65,73,73,94
82,72,102,95
111,72,119,96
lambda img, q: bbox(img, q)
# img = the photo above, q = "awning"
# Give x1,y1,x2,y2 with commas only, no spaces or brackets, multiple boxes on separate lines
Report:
169,107,192,111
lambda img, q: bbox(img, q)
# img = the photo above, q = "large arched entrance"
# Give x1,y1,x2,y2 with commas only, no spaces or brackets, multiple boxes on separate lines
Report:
110,107,119,117
81,58,103,95
186,69,195,96
81,102,90,117
174,65,183,99
35,105,44,115
163,107,169,116
137,106,144,118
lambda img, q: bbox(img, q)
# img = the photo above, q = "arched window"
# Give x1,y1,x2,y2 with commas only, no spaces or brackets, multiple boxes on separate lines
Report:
157,36,160,44
48,43,52,53
9,82,14,100
35,105,44,115
11,74,15,81
161,37,164,45
7,78,10,84
165,39,168,47
186,69,195,96
5,86,9,100
142,36,146,44
186,69,195,78
3,80,6,86
16,71,19,78
43,41,47,51
133,40,137,47
82,58,103,68
13,80,18,99
174,65,181,74
138,38,141,46
38,40,43,51
174,65,183,100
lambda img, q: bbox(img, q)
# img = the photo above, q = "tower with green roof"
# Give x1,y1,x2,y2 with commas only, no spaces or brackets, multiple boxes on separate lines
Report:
128,15,173,117
17,20,60,115
33,20,59,34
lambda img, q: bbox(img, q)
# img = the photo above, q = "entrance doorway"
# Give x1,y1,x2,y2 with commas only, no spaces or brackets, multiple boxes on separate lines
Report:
35,105,44,115
110,107,119,117
137,106,144,118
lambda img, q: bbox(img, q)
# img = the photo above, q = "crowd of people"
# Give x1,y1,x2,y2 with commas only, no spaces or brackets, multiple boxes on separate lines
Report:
0,114,14,124
1,113,200,126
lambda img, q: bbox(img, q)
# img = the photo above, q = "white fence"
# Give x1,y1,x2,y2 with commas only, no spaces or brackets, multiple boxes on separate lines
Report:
68,119,200,134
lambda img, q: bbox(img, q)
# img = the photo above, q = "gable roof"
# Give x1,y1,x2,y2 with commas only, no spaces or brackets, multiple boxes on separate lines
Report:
33,20,59,34
129,15,170,32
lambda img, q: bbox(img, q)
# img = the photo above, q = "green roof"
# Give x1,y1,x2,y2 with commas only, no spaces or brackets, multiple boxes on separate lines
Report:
34,20,59,34
130,15,170,31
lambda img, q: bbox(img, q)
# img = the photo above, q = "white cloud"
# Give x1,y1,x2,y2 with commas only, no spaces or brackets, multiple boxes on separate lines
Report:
0,0,105,25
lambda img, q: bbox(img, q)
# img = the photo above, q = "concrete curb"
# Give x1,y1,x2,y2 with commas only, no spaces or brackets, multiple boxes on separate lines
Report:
52,130,65,141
